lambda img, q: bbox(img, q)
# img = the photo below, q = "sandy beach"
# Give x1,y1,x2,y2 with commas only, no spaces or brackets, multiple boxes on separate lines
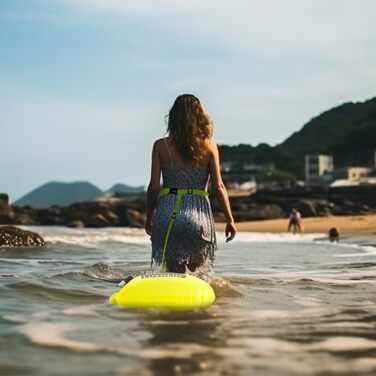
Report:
216,214,376,236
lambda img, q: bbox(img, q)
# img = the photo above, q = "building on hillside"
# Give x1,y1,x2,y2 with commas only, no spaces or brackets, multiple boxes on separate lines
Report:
305,154,334,185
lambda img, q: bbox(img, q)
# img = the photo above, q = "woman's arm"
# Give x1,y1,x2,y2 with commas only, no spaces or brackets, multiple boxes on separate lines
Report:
145,141,161,235
209,143,236,242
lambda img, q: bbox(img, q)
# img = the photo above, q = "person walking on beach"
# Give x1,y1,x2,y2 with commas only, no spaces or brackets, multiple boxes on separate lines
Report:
145,94,236,273
288,208,303,234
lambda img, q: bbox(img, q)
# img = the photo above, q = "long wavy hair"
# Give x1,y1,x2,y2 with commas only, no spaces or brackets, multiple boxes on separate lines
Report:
166,94,213,162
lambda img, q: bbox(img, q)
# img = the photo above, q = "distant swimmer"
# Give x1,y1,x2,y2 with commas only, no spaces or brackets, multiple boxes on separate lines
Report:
329,227,340,243
288,208,303,234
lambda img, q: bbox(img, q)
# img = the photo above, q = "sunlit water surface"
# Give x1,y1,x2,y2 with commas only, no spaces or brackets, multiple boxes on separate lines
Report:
1,226,376,376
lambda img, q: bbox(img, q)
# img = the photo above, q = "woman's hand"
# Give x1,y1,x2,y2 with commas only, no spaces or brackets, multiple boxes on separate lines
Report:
225,221,236,242
145,218,153,236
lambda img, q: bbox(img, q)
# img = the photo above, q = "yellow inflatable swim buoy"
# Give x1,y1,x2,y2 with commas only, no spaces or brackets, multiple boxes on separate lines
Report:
109,273,215,311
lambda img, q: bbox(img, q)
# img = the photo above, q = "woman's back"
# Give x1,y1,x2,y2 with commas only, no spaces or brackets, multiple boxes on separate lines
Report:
162,165,209,190
161,137,211,189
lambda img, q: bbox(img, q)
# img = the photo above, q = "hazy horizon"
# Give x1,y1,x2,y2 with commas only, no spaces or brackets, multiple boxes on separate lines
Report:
1,0,376,200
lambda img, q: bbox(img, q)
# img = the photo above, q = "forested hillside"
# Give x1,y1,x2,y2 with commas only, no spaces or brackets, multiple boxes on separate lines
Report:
219,97,376,179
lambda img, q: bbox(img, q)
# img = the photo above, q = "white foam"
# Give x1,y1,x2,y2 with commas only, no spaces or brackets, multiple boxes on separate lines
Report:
21,226,376,254
319,321,374,329
333,243,376,257
25,226,331,246
3,314,28,324
63,305,98,317
42,227,150,246
217,232,326,244
244,306,330,321
308,336,376,352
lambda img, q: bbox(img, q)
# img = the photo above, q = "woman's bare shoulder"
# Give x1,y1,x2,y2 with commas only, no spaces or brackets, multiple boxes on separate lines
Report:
206,140,218,154
152,138,165,149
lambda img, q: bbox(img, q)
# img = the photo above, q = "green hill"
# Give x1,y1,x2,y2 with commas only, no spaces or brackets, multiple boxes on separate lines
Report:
107,184,144,194
14,181,103,208
219,96,376,179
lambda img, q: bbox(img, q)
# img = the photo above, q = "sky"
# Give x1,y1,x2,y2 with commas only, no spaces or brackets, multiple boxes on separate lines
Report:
1,0,376,201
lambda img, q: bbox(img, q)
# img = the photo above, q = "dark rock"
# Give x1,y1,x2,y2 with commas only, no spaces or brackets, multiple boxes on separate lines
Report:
102,210,119,224
123,209,145,228
361,204,370,212
260,204,284,219
0,214,15,224
0,194,11,214
89,214,111,228
213,212,226,222
37,207,62,225
67,220,85,228
10,205,37,225
315,200,331,216
0,225,45,247
235,204,284,221
0,194,14,224
297,200,317,217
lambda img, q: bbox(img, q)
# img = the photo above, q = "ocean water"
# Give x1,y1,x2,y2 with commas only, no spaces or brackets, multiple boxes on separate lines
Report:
1,226,376,376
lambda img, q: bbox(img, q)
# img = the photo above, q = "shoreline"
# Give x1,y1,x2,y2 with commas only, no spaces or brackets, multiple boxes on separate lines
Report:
215,214,376,237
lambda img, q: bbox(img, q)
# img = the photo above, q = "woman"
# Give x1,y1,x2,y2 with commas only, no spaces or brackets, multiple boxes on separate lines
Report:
145,94,236,273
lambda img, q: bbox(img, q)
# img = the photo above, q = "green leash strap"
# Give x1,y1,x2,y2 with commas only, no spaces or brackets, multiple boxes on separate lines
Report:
159,187,209,272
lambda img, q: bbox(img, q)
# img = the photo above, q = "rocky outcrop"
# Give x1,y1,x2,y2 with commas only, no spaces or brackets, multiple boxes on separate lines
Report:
0,194,11,213
0,199,146,228
0,225,45,247
237,185,376,220
0,194,14,224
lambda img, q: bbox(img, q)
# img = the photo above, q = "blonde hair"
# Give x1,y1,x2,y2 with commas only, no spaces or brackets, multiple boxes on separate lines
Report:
166,94,213,162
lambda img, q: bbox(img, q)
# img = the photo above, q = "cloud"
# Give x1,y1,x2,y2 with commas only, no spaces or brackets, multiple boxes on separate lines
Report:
56,0,376,57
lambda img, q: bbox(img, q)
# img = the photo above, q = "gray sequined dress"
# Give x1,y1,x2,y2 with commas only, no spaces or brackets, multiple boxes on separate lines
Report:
151,165,217,271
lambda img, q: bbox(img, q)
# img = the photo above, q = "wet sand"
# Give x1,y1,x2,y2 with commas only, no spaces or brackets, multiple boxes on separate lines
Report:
216,214,376,236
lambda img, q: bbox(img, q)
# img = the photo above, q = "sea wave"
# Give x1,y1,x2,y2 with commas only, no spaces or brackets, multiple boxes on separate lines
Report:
17,226,376,252
227,232,325,243
29,226,329,246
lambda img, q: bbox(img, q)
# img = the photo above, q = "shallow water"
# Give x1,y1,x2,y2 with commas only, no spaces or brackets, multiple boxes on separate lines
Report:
1,227,376,376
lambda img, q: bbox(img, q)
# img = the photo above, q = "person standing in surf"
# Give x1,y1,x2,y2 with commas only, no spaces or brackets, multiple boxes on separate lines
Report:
288,208,303,234
145,94,236,273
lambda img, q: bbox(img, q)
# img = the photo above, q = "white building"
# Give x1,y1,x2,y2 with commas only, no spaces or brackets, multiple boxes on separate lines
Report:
305,155,334,184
